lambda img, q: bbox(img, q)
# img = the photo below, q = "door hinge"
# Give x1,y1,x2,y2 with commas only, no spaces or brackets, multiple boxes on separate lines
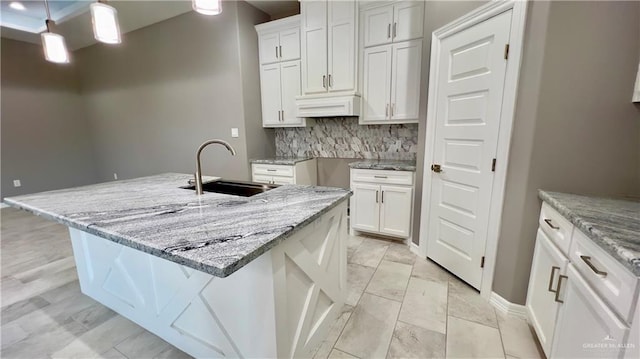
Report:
481,256,485,268
491,158,496,172
504,44,510,60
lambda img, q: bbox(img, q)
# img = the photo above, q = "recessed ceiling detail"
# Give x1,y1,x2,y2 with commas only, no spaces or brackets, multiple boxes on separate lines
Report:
0,0,89,33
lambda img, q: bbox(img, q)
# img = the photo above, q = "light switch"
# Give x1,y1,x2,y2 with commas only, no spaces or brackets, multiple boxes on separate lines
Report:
231,128,239,138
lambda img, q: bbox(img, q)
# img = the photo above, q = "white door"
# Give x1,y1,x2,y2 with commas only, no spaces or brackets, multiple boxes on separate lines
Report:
390,40,422,121
280,60,303,126
379,185,412,238
362,44,392,123
552,265,629,359
259,32,280,65
351,183,380,232
327,0,356,92
362,5,393,48
392,2,424,42
526,229,569,357
279,28,300,61
426,10,512,289
260,63,282,127
301,0,327,95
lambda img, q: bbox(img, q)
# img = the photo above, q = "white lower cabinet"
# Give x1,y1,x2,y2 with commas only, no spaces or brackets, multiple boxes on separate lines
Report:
350,169,414,239
552,265,629,359
526,229,569,356
527,203,638,359
251,159,317,185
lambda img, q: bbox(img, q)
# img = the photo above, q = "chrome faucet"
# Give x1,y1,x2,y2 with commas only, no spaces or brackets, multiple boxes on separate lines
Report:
194,139,236,195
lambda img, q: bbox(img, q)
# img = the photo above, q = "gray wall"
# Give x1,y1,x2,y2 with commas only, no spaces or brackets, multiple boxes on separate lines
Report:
1,38,100,198
493,0,640,304
76,1,273,183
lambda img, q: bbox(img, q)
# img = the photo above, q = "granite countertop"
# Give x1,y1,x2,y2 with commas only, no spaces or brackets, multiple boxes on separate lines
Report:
5,173,351,278
539,190,640,276
250,156,314,165
349,159,416,172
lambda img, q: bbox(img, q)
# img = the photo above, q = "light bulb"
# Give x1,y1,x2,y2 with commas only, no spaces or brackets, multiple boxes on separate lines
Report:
192,0,222,15
91,2,121,44
41,32,70,64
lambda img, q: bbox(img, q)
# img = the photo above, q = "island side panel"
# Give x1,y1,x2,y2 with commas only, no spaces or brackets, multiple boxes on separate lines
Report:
270,201,348,358
68,228,278,359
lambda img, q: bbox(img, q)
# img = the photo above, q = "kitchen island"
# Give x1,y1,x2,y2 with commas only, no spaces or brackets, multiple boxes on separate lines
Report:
5,173,351,359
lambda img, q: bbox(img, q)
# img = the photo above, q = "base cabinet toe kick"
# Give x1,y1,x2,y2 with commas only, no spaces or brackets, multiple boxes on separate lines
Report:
69,202,348,359
526,201,640,359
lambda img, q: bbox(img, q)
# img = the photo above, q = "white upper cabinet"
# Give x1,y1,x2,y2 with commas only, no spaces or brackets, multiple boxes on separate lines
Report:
362,1,424,48
362,44,392,122
390,40,422,121
256,16,306,127
301,0,357,95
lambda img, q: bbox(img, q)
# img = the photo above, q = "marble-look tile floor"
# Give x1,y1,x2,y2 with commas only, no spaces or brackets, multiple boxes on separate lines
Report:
1,208,544,358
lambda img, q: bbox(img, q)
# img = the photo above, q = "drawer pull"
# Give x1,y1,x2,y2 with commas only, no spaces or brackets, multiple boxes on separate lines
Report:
375,190,379,203
544,218,559,230
374,175,388,179
548,266,560,293
267,169,277,172
580,255,608,277
555,275,567,303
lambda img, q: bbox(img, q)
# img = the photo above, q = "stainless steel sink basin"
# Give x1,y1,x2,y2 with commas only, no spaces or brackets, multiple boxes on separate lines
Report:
183,180,279,197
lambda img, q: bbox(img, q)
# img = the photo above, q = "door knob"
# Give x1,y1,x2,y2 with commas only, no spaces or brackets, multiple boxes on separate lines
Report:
431,164,442,173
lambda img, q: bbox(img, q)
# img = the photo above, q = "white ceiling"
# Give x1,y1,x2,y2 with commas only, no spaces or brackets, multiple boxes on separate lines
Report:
0,0,299,51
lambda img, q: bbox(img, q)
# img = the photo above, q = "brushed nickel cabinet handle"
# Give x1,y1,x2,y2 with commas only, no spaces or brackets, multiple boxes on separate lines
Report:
329,74,333,87
281,110,284,121
387,23,391,39
544,218,559,230
376,190,379,203
548,266,560,293
386,104,389,117
391,103,395,116
393,22,397,38
374,175,387,179
323,75,326,88
555,275,567,303
580,256,608,277
279,45,282,58
275,46,278,58
381,191,384,204
267,169,277,172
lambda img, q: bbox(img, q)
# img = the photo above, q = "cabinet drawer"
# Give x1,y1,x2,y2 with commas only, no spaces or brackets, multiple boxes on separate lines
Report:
351,169,413,185
569,229,638,323
272,176,294,185
253,174,273,184
252,164,294,177
539,202,574,255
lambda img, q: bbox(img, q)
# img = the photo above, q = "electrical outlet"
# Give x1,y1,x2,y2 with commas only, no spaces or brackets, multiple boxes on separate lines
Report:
113,173,118,180
231,128,239,138
13,179,21,187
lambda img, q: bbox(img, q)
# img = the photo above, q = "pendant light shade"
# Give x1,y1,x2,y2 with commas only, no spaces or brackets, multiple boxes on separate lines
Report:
192,0,222,15
90,2,121,44
41,30,70,63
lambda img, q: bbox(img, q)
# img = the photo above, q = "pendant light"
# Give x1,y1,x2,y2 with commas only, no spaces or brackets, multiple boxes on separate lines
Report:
41,0,70,64
192,0,222,15
90,0,121,44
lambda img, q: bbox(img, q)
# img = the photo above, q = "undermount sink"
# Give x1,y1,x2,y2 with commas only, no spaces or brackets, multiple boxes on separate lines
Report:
183,180,279,197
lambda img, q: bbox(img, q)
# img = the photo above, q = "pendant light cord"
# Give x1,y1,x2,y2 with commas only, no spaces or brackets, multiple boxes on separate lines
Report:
43,0,52,32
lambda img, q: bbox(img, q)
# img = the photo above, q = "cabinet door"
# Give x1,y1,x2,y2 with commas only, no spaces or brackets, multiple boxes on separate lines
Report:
362,5,393,48
327,0,356,92
392,1,424,42
390,40,422,121
280,60,304,126
259,32,280,65
279,28,300,61
362,44,392,123
351,183,380,233
260,63,282,127
301,0,328,95
379,185,412,238
552,265,629,359
253,174,273,184
272,176,294,185
525,229,569,357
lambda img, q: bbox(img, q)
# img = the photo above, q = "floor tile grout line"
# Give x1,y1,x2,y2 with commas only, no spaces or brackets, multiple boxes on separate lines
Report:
113,346,130,359
496,313,509,359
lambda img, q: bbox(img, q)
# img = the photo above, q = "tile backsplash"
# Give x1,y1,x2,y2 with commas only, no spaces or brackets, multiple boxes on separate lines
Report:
275,118,418,160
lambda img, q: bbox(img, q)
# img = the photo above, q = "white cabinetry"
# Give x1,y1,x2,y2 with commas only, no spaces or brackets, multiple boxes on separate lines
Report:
256,16,306,127
301,0,357,95
359,1,424,124
251,159,317,186
350,169,414,239
526,203,639,358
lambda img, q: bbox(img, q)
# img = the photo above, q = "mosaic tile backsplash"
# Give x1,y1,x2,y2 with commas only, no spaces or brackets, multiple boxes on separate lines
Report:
274,118,419,160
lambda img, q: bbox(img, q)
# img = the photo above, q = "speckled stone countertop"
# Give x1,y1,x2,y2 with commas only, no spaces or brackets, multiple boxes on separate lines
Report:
250,157,314,165
349,160,416,172
5,173,351,278
539,190,640,276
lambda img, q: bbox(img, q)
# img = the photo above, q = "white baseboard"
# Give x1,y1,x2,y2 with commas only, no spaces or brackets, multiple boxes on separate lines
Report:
409,242,423,257
490,291,528,320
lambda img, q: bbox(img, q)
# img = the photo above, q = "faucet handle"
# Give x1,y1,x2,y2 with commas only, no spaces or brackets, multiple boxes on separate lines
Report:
188,177,196,185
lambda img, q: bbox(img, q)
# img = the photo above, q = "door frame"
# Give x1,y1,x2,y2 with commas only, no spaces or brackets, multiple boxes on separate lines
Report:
417,0,528,299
